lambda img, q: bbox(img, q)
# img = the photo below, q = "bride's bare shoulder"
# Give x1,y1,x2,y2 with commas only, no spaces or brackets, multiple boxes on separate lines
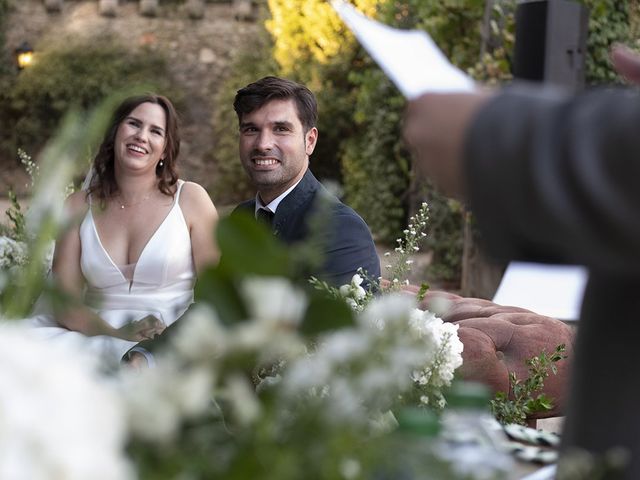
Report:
180,181,216,210
64,190,91,216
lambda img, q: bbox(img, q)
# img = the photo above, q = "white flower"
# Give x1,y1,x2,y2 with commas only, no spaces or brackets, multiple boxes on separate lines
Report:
345,298,358,310
339,284,351,297
0,236,28,271
241,276,307,328
119,360,214,443
340,458,361,479
407,308,464,400
170,304,228,360
223,374,261,426
360,294,415,331
0,324,132,480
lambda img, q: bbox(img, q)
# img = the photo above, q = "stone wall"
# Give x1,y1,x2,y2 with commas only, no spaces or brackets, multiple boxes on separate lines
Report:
2,0,261,193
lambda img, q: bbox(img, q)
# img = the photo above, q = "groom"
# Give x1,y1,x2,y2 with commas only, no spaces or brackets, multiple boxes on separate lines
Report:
232,76,380,287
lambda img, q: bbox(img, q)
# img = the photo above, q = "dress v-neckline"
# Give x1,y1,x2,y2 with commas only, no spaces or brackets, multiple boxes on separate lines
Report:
89,196,179,288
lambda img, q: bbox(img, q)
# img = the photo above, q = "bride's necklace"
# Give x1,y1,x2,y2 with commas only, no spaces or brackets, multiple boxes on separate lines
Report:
117,192,153,209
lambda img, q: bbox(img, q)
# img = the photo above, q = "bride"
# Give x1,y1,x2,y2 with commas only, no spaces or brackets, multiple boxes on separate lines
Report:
30,93,218,364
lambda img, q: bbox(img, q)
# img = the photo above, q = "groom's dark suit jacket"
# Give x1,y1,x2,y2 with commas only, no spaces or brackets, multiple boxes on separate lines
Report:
235,169,380,287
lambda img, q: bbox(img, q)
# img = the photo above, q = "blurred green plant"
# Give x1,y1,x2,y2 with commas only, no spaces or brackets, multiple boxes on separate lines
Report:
0,0,10,74
580,0,630,84
0,38,180,162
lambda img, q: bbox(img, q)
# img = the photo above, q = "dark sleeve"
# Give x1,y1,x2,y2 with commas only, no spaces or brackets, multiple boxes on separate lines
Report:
321,207,381,287
464,84,640,274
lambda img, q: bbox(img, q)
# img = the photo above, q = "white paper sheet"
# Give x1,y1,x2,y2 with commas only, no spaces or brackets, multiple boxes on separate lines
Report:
330,0,475,99
492,262,588,321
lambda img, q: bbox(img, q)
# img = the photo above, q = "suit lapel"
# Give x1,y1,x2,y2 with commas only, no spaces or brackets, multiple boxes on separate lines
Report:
272,169,318,241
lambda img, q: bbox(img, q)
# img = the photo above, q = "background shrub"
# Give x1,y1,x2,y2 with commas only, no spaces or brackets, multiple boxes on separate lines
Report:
211,20,278,205
0,0,9,75
0,38,180,166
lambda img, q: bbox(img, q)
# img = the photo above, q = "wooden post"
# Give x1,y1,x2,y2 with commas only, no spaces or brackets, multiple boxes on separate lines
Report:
461,214,506,299
99,0,118,17
139,0,159,17
186,0,205,20
233,0,254,21
43,0,63,13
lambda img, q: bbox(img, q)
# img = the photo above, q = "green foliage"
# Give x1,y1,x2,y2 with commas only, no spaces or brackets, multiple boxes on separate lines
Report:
420,188,465,283
383,201,430,288
0,0,11,75
0,38,179,161
211,19,278,205
490,344,567,426
579,0,630,84
341,0,483,250
341,67,409,242
5,189,25,242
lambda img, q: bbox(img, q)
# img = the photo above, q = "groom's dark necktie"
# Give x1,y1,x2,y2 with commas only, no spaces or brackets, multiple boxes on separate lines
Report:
256,208,275,228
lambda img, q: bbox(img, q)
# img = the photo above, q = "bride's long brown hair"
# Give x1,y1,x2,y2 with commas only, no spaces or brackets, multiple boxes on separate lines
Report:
87,94,180,204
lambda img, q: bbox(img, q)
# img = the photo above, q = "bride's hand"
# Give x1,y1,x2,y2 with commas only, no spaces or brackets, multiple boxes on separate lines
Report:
118,315,166,341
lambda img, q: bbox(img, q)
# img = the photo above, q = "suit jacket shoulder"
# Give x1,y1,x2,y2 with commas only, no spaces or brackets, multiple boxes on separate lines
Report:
234,169,380,286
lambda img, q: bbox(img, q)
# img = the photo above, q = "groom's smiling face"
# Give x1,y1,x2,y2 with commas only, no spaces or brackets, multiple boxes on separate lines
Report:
238,98,318,204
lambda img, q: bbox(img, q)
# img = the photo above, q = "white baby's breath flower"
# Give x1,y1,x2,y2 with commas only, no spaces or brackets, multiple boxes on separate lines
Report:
173,367,215,417
0,324,132,480
345,298,358,310
360,294,415,331
0,236,28,271
283,352,333,394
340,458,362,479
119,366,181,442
241,276,307,327
322,329,371,364
119,360,214,443
170,304,227,361
224,374,261,426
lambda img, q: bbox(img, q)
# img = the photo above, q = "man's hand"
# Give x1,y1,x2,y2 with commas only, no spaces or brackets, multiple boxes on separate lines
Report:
124,351,149,371
611,44,640,84
403,92,492,199
117,315,166,342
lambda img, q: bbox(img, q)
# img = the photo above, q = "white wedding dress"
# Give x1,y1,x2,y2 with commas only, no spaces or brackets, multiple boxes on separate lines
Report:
29,180,195,364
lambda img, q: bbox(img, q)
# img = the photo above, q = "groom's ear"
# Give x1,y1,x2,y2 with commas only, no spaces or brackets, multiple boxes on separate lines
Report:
305,127,318,156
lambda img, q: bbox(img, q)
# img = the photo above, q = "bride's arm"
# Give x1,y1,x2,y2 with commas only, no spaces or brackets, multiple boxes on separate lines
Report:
52,192,159,341
180,181,219,275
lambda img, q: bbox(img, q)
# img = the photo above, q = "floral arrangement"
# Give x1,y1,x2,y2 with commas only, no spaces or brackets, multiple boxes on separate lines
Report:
0,236,28,273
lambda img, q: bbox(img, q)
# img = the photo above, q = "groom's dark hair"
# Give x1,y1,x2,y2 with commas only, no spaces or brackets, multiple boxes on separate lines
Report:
233,76,318,132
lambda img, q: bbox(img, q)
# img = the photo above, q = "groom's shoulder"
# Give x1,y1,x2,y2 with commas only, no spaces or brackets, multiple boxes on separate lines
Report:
232,199,255,215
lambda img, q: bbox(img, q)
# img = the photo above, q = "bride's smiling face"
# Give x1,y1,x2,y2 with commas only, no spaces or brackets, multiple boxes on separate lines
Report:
114,102,167,173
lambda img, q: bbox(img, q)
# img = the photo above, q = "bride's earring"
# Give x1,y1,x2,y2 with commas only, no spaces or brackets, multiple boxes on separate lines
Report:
159,160,164,167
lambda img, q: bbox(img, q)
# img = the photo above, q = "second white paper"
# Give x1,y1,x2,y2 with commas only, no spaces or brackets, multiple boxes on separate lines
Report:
331,0,475,99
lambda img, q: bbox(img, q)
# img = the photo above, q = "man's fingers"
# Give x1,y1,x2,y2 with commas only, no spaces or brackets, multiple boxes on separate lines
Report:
611,44,640,84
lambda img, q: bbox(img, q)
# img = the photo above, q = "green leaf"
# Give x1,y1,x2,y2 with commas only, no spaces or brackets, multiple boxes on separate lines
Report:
194,266,248,326
216,212,291,277
300,291,355,336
